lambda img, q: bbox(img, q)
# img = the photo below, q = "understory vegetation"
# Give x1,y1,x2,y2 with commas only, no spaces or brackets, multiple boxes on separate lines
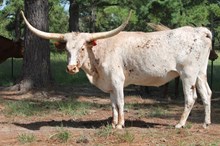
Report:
0,52,89,87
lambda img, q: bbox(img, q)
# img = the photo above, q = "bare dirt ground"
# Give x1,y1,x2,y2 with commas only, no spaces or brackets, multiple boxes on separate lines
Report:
0,84,220,146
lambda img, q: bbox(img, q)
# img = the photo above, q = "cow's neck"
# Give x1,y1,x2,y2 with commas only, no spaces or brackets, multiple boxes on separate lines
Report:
81,48,99,85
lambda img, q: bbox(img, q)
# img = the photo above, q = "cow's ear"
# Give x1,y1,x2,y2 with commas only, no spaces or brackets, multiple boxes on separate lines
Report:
87,40,97,47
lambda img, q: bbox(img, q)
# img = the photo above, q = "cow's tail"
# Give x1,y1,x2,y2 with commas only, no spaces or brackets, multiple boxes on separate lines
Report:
200,27,212,51
204,28,212,40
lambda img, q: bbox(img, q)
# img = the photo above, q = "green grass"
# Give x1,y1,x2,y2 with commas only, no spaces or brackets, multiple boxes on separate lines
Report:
116,130,135,143
184,122,193,129
17,133,35,144
147,106,168,117
76,135,89,144
178,139,220,146
57,100,92,116
3,99,92,117
5,100,40,116
49,124,71,143
96,123,113,138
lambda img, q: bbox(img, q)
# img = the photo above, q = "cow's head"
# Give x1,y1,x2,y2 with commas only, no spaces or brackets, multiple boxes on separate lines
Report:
21,11,131,74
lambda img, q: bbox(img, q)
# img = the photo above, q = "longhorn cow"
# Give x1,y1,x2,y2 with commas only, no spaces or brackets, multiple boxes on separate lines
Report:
21,11,212,129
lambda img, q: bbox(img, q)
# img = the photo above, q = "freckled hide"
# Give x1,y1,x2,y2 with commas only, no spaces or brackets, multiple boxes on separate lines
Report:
22,12,213,129
64,27,212,128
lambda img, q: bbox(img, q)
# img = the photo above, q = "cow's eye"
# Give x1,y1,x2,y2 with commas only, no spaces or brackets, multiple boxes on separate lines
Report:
82,48,84,51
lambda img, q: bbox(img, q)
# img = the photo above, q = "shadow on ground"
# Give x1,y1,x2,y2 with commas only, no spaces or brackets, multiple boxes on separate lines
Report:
12,118,169,131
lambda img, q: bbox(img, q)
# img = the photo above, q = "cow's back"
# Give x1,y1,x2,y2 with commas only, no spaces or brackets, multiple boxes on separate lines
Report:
92,27,211,87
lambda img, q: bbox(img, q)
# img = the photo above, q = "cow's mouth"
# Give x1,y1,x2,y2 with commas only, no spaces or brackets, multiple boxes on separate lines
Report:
66,65,79,74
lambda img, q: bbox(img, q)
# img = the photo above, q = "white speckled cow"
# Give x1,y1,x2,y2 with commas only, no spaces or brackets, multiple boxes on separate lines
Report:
21,11,212,129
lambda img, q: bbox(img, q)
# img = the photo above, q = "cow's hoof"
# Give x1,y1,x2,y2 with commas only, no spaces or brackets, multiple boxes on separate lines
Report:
116,124,124,129
203,123,210,129
112,123,116,129
175,123,184,129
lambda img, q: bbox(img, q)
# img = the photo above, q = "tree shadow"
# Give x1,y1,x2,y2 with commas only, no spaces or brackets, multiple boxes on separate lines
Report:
12,118,169,131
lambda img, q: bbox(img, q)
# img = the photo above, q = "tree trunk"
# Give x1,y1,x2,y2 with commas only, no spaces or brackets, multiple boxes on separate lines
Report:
15,9,21,40
69,0,79,31
19,0,51,91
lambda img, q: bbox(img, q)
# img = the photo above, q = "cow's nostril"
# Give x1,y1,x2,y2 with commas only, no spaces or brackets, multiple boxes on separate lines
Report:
72,66,77,71
67,65,73,71
67,65,78,73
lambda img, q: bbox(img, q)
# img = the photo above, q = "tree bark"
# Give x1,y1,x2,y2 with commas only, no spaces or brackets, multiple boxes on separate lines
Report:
19,0,51,91
69,0,79,31
15,9,21,40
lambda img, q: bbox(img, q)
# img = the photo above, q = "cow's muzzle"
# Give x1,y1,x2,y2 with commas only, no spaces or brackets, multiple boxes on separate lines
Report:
66,65,79,74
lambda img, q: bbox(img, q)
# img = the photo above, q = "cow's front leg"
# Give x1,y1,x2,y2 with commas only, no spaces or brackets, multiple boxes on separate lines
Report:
116,95,125,129
110,81,125,129
110,94,119,129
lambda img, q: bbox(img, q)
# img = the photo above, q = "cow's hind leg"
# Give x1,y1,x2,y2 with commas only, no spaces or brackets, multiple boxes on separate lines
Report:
175,74,198,128
196,73,212,128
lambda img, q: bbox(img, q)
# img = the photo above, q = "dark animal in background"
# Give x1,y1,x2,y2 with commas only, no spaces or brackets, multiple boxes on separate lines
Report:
0,35,23,63
0,35,71,64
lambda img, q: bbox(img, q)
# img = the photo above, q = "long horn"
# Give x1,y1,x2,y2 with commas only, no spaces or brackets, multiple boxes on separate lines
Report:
88,10,132,42
20,11,64,41
147,23,171,31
